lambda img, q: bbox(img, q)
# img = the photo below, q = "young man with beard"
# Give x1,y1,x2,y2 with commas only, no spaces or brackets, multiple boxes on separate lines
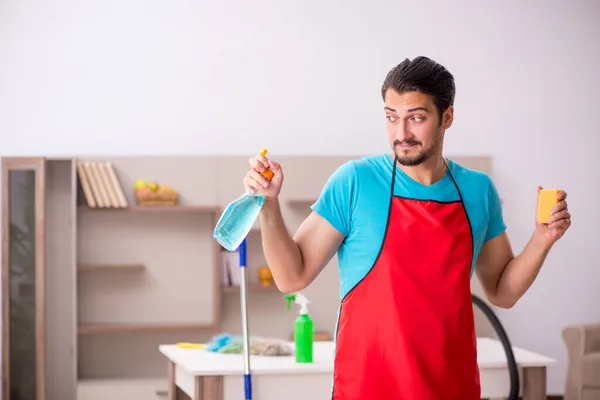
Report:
243,56,571,399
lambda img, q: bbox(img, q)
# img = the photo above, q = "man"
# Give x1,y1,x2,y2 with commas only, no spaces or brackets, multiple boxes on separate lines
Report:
243,56,571,399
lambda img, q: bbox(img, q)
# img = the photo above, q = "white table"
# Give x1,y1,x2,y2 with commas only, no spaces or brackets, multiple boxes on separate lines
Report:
159,338,556,400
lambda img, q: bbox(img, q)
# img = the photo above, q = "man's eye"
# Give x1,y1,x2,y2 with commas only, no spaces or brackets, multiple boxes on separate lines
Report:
411,116,424,122
386,115,397,122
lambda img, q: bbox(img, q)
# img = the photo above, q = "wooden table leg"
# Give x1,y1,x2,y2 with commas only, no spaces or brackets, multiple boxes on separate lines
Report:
168,361,193,400
167,364,223,400
168,362,177,400
195,377,204,399
522,366,546,400
197,376,224,400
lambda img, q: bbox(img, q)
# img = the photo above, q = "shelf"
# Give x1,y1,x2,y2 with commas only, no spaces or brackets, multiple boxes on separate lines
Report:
222,284,279,293
78,263,145,272
77,205,220,213
77,323,216,335
77,378,167,399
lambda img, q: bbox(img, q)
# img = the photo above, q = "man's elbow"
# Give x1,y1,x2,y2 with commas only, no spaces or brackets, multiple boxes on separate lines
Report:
274,278,310,294
488,294,517,309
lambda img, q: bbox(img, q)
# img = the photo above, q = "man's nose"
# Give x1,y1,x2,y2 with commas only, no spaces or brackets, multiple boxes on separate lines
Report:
395,121,413,142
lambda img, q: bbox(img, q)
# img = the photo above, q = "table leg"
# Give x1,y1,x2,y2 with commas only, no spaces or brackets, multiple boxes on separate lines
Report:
197,376,223,400
168,362,177,400
168,361,192,400
522,366,546,400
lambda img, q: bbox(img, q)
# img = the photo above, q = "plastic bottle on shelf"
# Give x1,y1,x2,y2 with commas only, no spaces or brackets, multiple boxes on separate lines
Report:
213,148,274,251
285,292,314,363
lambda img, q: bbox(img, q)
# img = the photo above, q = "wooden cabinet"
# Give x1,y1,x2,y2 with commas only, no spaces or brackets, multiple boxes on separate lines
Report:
2,158,47,400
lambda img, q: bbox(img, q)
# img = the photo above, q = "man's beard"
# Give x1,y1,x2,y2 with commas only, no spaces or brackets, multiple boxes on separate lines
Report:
393,132,441,167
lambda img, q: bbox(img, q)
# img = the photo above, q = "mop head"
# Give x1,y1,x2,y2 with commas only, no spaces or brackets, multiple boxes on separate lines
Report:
206,333,294,356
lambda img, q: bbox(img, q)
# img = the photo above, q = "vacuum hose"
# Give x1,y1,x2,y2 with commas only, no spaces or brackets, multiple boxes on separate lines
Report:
471,294,519,400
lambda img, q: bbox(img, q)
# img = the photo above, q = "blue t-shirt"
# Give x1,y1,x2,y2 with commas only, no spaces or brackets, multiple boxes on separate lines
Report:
311,153,506,299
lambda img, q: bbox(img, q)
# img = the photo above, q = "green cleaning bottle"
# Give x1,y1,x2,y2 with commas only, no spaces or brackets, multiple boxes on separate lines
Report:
285,292,314,363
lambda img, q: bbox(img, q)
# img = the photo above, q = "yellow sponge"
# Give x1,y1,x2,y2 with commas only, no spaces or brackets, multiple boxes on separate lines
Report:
537,189,560,224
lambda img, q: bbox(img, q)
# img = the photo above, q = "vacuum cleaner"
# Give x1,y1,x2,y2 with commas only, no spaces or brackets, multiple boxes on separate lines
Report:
472,293,519,400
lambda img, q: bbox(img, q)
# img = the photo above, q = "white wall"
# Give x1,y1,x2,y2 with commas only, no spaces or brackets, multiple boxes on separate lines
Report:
1,0,598,394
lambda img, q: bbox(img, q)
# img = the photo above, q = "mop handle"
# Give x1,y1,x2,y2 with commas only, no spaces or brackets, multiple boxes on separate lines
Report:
239,239,252,400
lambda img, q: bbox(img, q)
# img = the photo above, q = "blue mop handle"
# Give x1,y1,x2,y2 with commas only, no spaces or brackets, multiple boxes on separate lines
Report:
244,374,252,400
239,237,247,267
239,239,252,400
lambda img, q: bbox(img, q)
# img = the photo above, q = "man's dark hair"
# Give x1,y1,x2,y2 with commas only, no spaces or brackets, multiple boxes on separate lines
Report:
381,56,455,123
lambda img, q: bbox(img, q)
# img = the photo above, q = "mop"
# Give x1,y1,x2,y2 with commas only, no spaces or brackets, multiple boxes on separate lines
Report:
238,238,252,400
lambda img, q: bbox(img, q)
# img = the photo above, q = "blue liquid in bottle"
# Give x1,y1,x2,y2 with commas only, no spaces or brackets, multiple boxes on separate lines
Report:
213,192,266,251
213,148,274,251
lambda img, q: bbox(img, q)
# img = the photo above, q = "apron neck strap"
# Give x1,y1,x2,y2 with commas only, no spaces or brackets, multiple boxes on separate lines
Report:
390,155,463,202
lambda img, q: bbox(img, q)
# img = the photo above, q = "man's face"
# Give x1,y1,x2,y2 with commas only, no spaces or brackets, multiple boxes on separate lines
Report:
384,89,453,166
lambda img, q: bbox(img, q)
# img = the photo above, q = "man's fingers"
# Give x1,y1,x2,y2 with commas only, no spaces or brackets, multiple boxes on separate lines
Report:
248,170,270,188
248,157,262,171
256,155,269,169
243,175,264,192
551,218,571,231
248,156,269,172
548,210,571,225
551,200,567,215
557,190,567,200
269,160,281,171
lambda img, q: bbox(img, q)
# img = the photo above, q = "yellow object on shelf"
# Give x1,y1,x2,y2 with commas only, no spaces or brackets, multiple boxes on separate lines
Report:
176,342,205,349
258,266,274,287
134,179,179,206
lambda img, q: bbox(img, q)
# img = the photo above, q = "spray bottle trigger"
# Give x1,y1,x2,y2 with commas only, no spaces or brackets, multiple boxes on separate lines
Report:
285,294,296,311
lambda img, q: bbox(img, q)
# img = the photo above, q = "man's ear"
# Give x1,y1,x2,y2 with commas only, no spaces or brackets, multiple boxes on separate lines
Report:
442,105,454,129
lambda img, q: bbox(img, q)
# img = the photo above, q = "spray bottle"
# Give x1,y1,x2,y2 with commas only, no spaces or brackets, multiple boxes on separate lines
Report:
285,292,313,363
213,148,275,251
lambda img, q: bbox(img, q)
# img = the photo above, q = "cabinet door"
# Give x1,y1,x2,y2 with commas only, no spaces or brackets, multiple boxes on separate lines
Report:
2,158,46,400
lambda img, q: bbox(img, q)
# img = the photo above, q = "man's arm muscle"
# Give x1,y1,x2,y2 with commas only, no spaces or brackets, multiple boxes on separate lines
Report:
260,200,344,293
475,231,551,308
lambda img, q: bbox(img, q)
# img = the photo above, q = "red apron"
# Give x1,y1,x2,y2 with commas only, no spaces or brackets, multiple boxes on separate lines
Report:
332,157,479,400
